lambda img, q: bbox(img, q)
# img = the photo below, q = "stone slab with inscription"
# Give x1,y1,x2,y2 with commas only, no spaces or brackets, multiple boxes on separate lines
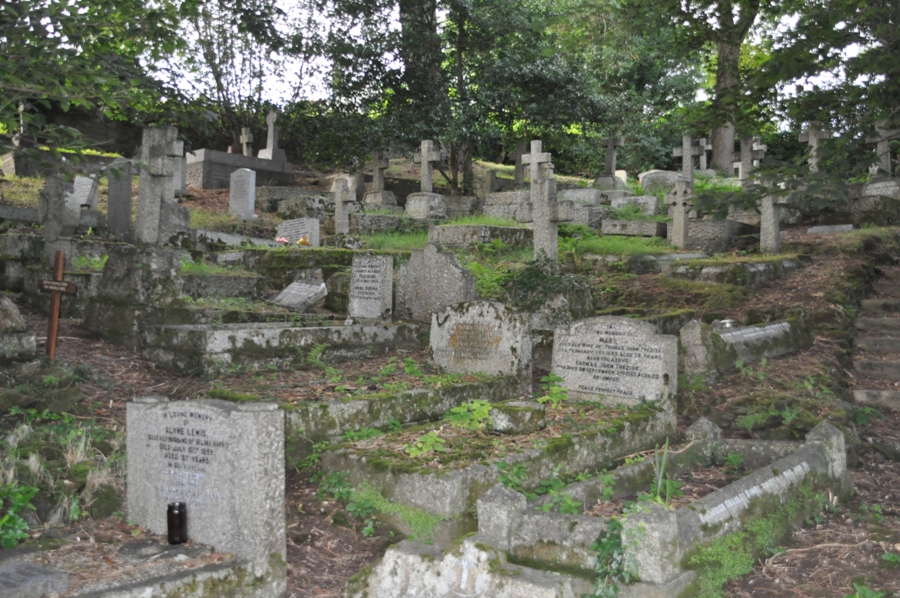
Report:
551,316,678,405
0,562,68,598
126,397,285,572
430,301,531,389
348,255,393,321
276,217,320,246
271,281,327,312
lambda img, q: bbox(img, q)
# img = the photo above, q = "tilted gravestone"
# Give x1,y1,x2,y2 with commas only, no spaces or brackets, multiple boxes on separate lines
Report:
271,281,327,312
229,168,257,219
126,397,285,573
348,254,394,321
0,562,68,597
552,316,678,406
70,175,99,210
136,127,189,245
107,159,133,236
397,242,477,322
430,301,532,390
276,217,320,246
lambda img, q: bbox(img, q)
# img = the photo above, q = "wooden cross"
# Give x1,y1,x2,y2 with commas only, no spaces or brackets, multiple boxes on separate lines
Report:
866,120,900,176
38,251,77,361
370,151,390,192
672,134,704,183
240,127,254,157
799,121,832,173
601,136,624,176
414,140,442,193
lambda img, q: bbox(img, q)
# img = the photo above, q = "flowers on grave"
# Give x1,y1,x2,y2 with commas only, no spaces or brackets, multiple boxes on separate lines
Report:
296,236,311,246
276,236,288,243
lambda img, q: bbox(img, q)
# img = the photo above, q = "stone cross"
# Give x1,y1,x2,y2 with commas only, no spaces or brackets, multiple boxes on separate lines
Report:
370,151,390,192
334,178,351,235
38,251,77,361
135,127,177,245
513,141,528,186
799,121,832,173
698,138,713,170
667,180,693,249
522,140,557,262
258,111,286,162
866,120,900,176
240,127,254,157
414,140,442,193
672,134,704,183
734,136,768,180
759,195,788,254
602,136,625,176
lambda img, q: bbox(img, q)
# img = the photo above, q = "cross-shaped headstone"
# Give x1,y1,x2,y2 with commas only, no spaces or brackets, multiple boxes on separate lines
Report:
672,134,704,183
733,135,768,181
240,127,254,157
334,179,351,235
38,251,77,361
370,152,390,192
258,111,286,162
513,141,528,186
698,138,713,170
866,120,900,177
799,121,832,173
522,140,557,262
667,180,693,249
602,136,625,176
414,140,442,193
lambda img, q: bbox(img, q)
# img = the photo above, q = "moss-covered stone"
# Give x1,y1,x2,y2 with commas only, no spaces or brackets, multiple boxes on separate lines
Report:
90,483,123,519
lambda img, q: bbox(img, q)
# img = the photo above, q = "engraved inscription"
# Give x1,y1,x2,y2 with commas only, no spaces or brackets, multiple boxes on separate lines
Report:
433,322,507,361
349,261,386,302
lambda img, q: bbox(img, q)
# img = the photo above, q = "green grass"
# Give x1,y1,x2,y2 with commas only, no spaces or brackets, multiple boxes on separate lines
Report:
0,176,45,207
445,214,527,227
190,210,245,231
179,259,255,277
361,231,429,251
576,235,673,256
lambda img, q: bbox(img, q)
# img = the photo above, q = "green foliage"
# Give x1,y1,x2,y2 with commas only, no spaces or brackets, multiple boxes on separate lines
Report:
296,442,330,470
361,232,429,251
588,514,642,598
723,453,745,473
881,552,900,564
343,427,383,442
537,374,569,409
688,532,756,598
643,440,683,506
317,472,352,502
466,261,510,299
445,400,492,431
378,357,398,377
843,584,885,598
404,431,447,457
346,498,376,520
350,482,444,543
306,344,329,369
497,462,528,492
0,484,38,548
851,406,885,426
71,254,109,271
502,256,590,311
402,358,423,377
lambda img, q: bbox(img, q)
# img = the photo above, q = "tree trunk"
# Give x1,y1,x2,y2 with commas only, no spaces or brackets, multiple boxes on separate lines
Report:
397,0,444,112
711,39,741,172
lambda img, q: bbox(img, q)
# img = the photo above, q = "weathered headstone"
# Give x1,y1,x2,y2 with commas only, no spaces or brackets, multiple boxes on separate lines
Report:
513,141,527,186
799,121,832,173
329,173,366,203
69,175,98,210
760,195,787,253
0,562,68,597
0,296,36,361
240,127,254,157
276,218,320,246
414,139,442,193
334,178,351,234
397,242,477,322
807,224,854,235
405,193,447,220
229,168,257,220
672,134,704,183
639,170,680,194
522,140,557,262
257,111,286,163
136,127,177,245
364,152,397,206
171,140,187,195
552,316,678,405
430,301,532,388
667,180,693,249
602,136,624,176
107,159,133,236
866,119,899,176
38,176,79,244
611,195,659,216
126,397,285,573
348,254,393,321
271,281,327,311
698,137,713,170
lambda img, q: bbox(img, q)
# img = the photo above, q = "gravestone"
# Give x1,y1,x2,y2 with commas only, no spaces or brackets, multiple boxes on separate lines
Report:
135,127,177,245
38,176,79,244
552,316,678,405
800,121,832,173
640,170,680,194
126,397,285,573
522,140,557,262
107,159,133,236
70,175,99,210
276,218,320,246
397,242,477,322
430,301,532,388
257,111,286,163
240,127,254,157
0,562,68,597
330,172,366,203
414,140,442,193
405,193,447,220
672,134,704,183
171,140,187,195
807,224,854,235
271,281,327,311
348,254,393,321
732,135,767,181
760,195,787,253
364,152,397,206
698,137,713,171
513,141,528,186
611,195,658,216
866,120,900,176
594,137,626,190
667,180,693,249
229,168,257,220
334,178,351,234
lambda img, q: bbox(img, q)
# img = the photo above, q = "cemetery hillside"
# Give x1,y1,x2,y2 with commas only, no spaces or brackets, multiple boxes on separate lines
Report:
4,0,900,597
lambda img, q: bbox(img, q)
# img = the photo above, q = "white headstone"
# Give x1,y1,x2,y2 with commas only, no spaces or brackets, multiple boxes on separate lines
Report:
271,281,327,311
276,218,320,246
348,254,393,321
257,111,286,163
229,168,257,219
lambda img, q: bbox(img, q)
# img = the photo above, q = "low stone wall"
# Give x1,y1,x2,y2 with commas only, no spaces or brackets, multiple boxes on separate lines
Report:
253,247,407,290
601,219,666,237
427,224,532,248
666,218,759,254
583,252,708,275
666,257,804,287
181,274,264,300
22,268,103,318
350,213,428,235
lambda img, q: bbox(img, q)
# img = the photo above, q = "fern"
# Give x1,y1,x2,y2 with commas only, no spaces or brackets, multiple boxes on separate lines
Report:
306,343,329,369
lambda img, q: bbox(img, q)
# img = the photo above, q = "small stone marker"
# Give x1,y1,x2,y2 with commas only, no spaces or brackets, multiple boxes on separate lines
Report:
38,250,77,361
672,134,704,183
276,218,320,246
799,121,832,173
126,397,285,571
70,175,99,210
866,119,899,176
229,168,257,220
414,139,442,193
257,111,286,162
240,127,254,157
334,178,351,234
552,316,678,405
760,195,788,253
107,159,133,236
430,301,532,387
667,180,693,249
0,562,69,598
271,281,327,312
639,169,680,194
397,242,477,322
522,140,558,262
348,255,393,321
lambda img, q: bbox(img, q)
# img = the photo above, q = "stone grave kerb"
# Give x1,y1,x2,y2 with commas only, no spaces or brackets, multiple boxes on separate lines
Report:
334,178,351,235
601,136,624,176
667,179,694,249
240,127,254,157
522,140,558,262
414,140,442,193
799,121,832,173
672,134,704,183
866,119,900,177
370,151,390,192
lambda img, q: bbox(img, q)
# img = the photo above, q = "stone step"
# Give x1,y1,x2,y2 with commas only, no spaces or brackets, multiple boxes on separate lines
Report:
873,282,900,296
856,337,900,353
854,359,900,381
853,389,900,411
861,298,900,315
856,316,900,332
880,268,900,281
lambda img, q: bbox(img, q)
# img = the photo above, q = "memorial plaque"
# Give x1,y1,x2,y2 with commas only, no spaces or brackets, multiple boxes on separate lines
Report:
431,301,531,387
271,281,327,311
276,218,320,246
126,398,285,570
348,255,393,320
551,316,677,405
38,279,77,294
0,562,69,598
